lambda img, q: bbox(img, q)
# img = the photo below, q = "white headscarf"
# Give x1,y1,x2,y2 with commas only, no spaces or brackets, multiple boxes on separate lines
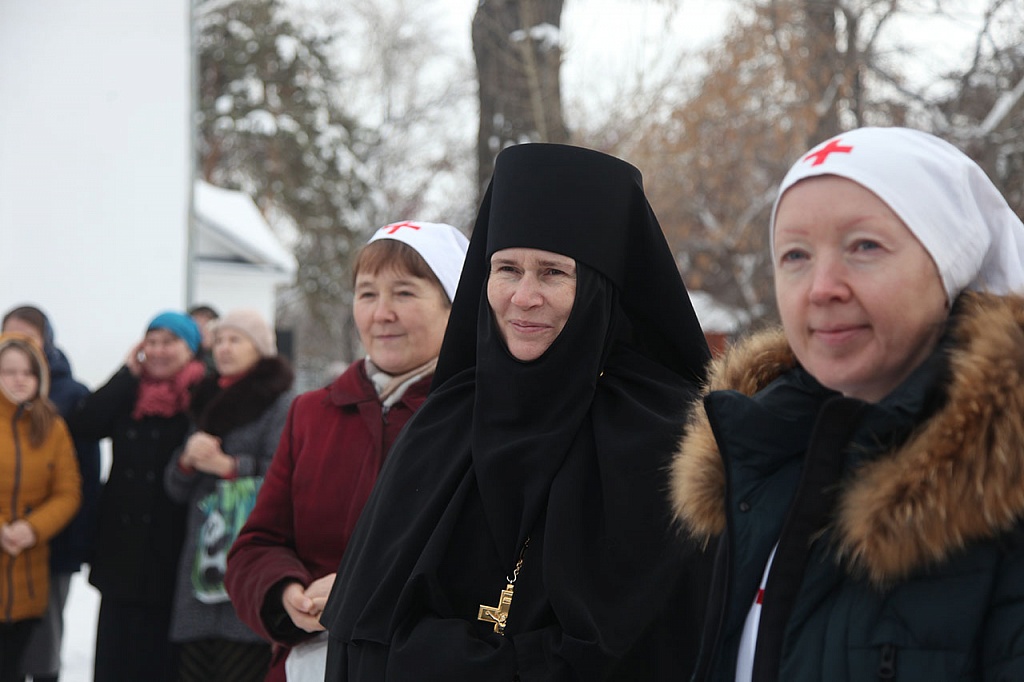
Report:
771,127,1024,302
367,221,470,303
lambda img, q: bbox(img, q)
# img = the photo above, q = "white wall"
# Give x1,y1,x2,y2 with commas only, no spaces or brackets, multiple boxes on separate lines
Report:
194,262,288,327
0,0,192,389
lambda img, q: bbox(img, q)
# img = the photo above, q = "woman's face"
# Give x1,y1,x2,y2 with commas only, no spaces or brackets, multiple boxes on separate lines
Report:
487,247,577,362
213,329,261,378
0,347,39,404
773,176,948,403
354,266,451,375
141,328,194,380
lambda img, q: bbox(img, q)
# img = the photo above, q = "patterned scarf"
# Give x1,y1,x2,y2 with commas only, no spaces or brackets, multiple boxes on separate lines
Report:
365,357,437,409
131,360,206,420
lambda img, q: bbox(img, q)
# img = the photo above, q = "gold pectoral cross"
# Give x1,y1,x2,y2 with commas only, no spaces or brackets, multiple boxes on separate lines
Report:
477,583,515,634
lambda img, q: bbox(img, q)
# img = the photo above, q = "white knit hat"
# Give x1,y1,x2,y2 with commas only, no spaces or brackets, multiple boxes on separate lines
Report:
211,309,276,357
771,127,1024,302
367,221,470,302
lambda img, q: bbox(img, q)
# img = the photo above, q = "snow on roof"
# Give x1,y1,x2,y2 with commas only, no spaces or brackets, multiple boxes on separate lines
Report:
193,179,296,274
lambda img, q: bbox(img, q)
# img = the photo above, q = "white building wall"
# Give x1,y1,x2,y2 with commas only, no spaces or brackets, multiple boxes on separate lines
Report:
0,0,192,388
194,262,289,327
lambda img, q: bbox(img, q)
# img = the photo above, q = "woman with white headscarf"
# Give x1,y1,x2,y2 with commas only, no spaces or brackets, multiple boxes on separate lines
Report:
671,127,1024,681
225,221,468,682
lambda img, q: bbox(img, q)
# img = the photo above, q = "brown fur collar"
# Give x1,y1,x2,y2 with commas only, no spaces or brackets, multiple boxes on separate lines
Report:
670,291,1024,585
190,356,294,437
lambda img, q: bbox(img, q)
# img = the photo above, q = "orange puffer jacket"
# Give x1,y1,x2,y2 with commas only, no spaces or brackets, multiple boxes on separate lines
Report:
0,335,81,622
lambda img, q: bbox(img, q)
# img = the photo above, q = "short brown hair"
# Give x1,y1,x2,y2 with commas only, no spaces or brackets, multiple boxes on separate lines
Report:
2,306,47,339
353,239,451,305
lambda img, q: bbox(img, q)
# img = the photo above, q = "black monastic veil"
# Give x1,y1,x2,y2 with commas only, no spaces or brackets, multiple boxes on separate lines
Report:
321,143,713,681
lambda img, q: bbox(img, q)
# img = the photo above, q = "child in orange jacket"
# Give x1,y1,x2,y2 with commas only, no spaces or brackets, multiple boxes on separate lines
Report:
0,334,81,682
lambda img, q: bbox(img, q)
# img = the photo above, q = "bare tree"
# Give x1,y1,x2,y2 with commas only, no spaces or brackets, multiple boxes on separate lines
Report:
325,0,478,229
933,0,1024,215
600,0,1023,333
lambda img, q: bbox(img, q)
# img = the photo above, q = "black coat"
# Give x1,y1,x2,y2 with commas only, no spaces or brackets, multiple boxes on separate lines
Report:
66,367,189,605
45,345,102,573
322,144,714,681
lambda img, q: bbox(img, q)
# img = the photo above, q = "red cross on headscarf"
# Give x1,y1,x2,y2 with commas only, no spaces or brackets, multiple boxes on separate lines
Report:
804,139,854,166
383,221,421,234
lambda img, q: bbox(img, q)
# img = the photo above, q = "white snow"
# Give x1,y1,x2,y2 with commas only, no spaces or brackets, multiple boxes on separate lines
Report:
61,572,101,682
689,290,750,334
194,179,298,272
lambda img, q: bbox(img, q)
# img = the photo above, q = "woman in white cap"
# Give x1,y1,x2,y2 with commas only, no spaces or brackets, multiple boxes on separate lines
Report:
224,221,469,682
164,309,295,682
671,127,1024,681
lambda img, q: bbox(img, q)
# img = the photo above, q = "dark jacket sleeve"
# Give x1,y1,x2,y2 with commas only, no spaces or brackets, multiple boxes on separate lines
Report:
226,400,315,645
47,379,104,572
235,390,292,479
64,366,138,441
163,427,200,505
53,432,102,571
983,525,1024,680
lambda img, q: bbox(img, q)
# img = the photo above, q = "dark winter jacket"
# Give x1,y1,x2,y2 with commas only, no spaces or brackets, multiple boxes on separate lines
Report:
164,356,293,644
225,359,431,682
670,291,1024,681
44,345,101,574
66,366,191,606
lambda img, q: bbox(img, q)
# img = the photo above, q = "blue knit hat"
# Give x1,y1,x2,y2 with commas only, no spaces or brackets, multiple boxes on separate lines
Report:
147,311,201,353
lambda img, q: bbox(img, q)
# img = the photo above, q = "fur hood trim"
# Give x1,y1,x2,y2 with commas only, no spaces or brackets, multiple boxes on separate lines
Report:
670,292,1024,585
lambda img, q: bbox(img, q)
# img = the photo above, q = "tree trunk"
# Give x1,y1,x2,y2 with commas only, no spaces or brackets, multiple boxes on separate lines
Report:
472,0,569,201
803,0,842,142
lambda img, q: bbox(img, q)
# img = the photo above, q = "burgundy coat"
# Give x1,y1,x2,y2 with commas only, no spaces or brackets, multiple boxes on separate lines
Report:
225,359,430,682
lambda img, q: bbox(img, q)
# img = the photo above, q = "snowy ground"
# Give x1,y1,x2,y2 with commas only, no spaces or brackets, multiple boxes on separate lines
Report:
60,571,100,682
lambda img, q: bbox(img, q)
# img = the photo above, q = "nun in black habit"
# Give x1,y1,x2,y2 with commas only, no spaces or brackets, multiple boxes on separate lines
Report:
320,143,713,681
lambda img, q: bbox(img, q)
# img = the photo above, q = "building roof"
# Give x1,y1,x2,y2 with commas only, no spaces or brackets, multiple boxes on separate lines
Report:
193,180,296,274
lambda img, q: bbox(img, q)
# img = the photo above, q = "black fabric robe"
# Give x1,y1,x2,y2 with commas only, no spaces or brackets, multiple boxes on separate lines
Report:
321,143,714,681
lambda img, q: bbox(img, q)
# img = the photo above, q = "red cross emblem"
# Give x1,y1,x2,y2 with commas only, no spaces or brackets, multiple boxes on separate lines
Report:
803,139,854,166
382,221,421,234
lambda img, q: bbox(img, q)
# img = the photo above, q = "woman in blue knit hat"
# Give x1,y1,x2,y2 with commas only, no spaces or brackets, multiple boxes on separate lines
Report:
66,311,206,682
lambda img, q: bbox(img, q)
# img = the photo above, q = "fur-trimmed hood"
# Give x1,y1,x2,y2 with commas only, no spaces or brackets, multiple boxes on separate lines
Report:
670,291,1024,585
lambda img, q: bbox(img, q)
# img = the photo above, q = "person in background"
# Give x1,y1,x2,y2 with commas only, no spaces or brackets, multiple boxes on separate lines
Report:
1,306,101,682
671,127,1024,681
320,144,713,681
0,334,81,682
225,221,469,682
188,305,220,373
65,312,205,682
165,309,294,682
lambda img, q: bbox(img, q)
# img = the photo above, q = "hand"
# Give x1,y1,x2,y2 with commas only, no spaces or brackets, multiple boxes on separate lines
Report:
125,341,146,377
305,572,337,615
181,432,235,477
1,520,37,556
282,578,333,633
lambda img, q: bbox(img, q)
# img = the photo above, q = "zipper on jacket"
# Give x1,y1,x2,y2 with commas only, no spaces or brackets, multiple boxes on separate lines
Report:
878,643,897,680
